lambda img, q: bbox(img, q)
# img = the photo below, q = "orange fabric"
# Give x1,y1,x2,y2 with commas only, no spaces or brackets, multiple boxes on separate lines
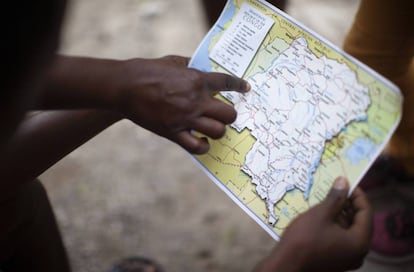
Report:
343,0,414,173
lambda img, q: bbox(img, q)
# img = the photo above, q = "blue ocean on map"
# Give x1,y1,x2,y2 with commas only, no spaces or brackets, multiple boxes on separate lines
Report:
190,2,237,72
345,138,377,165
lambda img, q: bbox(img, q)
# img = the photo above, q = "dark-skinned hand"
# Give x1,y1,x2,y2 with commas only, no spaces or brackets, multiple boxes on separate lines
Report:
255,177,373,272
114,55,250,154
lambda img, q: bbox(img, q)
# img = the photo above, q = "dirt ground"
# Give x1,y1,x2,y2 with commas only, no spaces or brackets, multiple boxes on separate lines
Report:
40,0,413,271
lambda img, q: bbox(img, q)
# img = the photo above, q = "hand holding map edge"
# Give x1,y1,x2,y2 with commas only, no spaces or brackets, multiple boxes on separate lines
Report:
254,177,373,272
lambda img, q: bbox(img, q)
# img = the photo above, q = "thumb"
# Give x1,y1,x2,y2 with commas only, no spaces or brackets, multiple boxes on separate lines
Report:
321,177,350,219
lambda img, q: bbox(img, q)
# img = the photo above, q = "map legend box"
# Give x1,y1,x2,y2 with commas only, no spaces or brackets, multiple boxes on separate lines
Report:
209,3,274,77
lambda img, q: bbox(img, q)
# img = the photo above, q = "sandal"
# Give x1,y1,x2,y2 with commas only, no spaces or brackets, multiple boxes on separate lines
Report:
370,208,414,262
361,155,414,263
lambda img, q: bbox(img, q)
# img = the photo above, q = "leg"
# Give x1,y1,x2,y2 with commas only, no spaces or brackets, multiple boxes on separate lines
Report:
343,0,414,173
201,0,287,27
0,180,70,272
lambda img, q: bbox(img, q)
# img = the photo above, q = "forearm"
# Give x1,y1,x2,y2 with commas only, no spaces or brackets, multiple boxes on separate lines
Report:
0,110,121,189
36,55,123,110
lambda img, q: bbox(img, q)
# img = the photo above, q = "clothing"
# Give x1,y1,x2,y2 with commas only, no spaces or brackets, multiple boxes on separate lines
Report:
343,0,414,173
0,180,70,272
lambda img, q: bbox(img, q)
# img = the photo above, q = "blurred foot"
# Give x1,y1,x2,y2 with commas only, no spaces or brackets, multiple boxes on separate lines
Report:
361,155,414,263
370,207,414,263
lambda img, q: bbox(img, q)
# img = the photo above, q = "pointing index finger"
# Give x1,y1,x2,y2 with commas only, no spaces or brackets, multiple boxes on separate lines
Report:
204,72,251,94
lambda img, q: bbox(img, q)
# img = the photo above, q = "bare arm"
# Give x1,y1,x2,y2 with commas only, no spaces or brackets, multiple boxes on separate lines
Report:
35,55,250,154
0,54,249,189
36,56,121,110
0,110,121,190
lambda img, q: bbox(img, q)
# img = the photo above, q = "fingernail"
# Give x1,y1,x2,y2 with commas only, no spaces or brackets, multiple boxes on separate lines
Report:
198,138,210,154
333,177,347,190
245,81,251,92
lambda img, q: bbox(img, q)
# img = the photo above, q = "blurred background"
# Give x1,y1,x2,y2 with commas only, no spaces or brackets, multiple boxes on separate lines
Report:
39,0,412,271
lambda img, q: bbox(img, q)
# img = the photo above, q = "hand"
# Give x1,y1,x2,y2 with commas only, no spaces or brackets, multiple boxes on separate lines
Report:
255,177,373,272
115,56,250,154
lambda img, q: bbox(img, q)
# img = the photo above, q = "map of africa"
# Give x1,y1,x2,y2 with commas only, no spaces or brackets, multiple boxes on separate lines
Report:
189,0,402,240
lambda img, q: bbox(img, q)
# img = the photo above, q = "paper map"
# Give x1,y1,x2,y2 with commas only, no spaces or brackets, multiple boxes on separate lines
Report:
189,0,402,240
